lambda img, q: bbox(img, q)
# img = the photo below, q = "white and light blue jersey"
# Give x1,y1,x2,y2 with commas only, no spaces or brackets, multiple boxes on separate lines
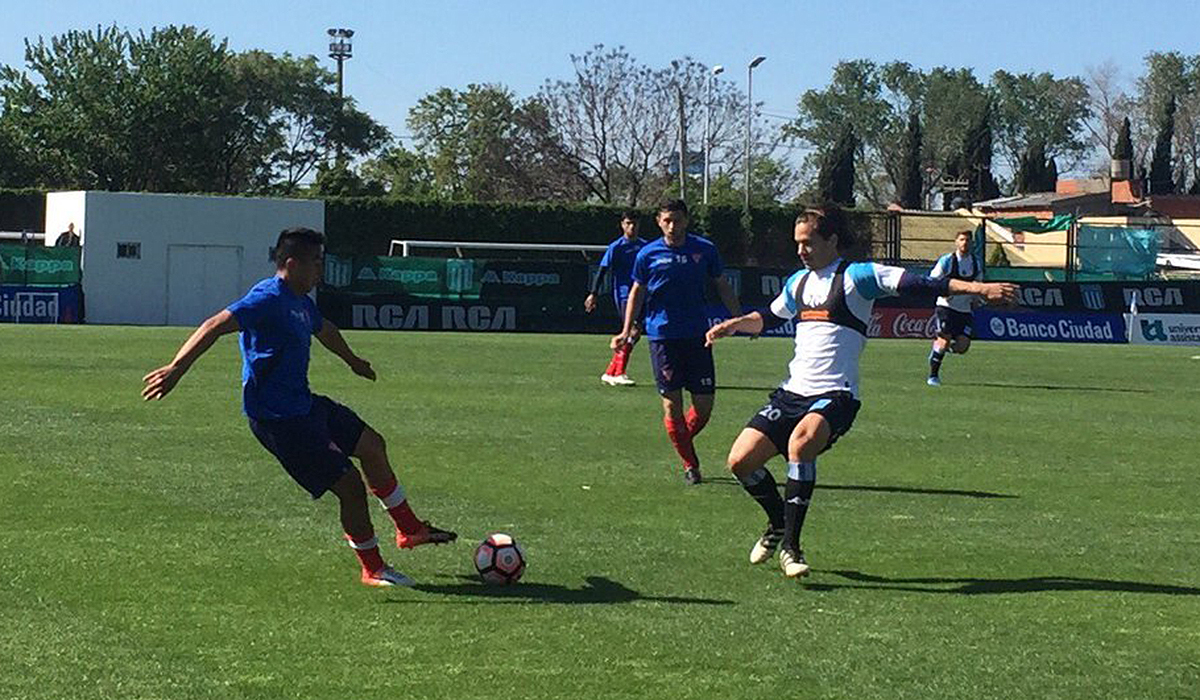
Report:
930,252,979,313
767,259,904,398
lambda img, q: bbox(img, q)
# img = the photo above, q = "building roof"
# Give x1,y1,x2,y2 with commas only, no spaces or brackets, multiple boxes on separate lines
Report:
973,191,1110,210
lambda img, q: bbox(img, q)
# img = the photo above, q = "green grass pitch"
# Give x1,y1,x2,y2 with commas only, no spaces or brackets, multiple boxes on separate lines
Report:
1,325,1198,699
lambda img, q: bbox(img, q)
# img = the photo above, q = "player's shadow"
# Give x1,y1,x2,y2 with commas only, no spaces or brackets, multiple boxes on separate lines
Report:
704,476,1017,499
804,569,1200,596
714,385,778,393
396,575,735,606
956,381,1152,394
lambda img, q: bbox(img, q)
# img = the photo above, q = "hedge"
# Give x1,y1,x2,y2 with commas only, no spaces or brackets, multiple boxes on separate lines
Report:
0,189,46,232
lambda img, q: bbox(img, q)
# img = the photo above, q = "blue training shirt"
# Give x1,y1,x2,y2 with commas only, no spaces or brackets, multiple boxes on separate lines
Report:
226,276,323,420
599,236,648,293
632,234,723,339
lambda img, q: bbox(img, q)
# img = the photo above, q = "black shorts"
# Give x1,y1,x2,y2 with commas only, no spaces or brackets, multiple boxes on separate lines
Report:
935,307,973,339
247,394,367,499
649,337,716,395
745,388,861,457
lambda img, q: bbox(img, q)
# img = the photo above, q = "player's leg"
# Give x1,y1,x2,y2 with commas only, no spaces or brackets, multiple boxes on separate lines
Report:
603,288,636,386
727,427,786,563
778,412,832,578
651,340,701,481
950,334,971,354
660,389,702,484
328,470,413,587
351,425,457,548
682,336,717,447
610,321,642,383
928,331,950,386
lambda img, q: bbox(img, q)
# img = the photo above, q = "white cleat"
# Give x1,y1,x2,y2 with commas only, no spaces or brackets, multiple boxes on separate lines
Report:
780,549,811,578
926,376,942,387
601,373,636,386
750,526,784,565
361,565,415,588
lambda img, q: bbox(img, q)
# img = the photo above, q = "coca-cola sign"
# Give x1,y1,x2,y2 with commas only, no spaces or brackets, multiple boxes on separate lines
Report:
870,308,938,339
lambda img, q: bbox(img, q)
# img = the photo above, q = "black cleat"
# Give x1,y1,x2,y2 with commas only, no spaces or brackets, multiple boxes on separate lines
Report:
683,467,703,485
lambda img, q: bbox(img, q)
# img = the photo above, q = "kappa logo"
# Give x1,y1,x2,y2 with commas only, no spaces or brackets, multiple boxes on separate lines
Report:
1140,319,1169,342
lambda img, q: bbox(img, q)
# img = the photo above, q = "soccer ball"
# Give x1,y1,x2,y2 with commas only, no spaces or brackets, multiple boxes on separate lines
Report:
474,533,526,585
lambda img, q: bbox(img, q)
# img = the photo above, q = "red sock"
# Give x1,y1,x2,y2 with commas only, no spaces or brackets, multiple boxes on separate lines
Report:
613,342,633,375
346,534,385,573
369,475,424,534
604,352,620,376
664,416,699,469
685,406,709,438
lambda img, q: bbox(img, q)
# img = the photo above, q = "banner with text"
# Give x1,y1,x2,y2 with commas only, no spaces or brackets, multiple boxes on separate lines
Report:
973,309,1125,343
1125,313,1200,346
0,244,82,286
0,285,83,323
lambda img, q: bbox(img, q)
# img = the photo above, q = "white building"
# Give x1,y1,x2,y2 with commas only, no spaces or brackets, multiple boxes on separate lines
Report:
45,191,324,325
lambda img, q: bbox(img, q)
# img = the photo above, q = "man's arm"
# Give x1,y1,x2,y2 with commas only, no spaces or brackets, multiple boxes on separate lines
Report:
141,310,240,400
584,265,608,313
610,281,645,349
713,275,741,318
705,310,768,346
316,319,376,381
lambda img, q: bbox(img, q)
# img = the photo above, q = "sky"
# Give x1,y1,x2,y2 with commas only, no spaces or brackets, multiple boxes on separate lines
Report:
3,0,1200,171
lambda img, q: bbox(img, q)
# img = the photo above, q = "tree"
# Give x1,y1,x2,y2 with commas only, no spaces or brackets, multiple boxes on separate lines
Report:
817,126,856,206
1083,61,1136,170
532,45,765,206
359,145,436,198
0,25,389,193
1149,95,1176,194
1014,140,1056,193
959,104,1000,203
990,70,1092,176
897,111,923,208
1115,116,1133,161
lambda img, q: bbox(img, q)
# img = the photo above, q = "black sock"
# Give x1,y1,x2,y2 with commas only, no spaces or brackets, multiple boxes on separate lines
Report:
783,461,816,551
737,468,784,530
929,348,946,378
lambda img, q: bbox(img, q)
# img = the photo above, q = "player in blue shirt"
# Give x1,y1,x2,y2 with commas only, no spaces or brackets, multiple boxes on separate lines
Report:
584,211,647,386
612,199,741,485
142,228,456,588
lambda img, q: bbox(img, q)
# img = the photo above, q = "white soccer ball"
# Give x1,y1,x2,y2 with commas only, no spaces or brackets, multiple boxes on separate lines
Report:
474,533,526,585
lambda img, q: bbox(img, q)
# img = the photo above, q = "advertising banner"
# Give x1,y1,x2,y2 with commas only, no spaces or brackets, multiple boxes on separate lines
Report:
0,285,83,323
0,244,82,286
973,309,1125,343
1125,313,1200,346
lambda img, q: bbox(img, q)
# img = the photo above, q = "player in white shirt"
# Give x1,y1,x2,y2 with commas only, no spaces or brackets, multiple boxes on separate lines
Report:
926,230,982,386
705,207,1016,578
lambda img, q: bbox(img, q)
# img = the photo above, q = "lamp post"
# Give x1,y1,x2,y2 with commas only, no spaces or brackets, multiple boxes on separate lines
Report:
703,64,724,205
744,56,766,212
327,28,354,101
327,28,354,163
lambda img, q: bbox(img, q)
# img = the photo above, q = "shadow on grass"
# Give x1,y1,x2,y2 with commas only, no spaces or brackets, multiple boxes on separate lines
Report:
704,476,1017,499
714,385,777,393
393,575,735,606
956,381,1152,394
806,570,1200,596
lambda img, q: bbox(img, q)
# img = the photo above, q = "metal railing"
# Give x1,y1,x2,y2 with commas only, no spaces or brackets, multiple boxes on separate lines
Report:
389,239,607,260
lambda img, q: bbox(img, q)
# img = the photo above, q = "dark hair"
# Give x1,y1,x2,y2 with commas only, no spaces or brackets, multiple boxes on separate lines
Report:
273,227,325,268
796,204,854,251
955,229,972,239
658,199,689,216
620,210,640,223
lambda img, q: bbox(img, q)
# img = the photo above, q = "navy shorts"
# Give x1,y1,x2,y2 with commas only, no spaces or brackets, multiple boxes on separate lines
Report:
935,307,973,339
649,337,716,395
248,394,367,499
745,388,861,457
613,286,644,328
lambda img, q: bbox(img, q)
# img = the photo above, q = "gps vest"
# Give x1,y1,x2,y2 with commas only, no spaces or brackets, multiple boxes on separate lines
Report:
794,260,867,336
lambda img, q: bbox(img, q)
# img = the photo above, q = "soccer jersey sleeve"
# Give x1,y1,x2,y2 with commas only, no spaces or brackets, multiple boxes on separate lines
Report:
599,242,615,269
929,254,950,280
847,262,905,300
632,248,650,286
767,270,805,319
227,285,276,330
706,244,723,278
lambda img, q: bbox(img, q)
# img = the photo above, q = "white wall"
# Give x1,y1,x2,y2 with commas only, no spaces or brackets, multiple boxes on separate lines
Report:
44,191,324,325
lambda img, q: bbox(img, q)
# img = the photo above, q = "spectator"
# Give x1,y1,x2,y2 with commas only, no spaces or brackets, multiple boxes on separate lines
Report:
55,223,81,247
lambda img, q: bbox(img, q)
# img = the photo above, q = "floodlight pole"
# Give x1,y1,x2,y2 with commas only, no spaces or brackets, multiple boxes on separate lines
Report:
704,64,724,205
327,28,354,161
744,56,766,212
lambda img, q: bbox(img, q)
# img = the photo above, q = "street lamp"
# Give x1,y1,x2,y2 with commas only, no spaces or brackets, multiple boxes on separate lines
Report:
744,55,766,212
327,28,354,101
703,64,724,205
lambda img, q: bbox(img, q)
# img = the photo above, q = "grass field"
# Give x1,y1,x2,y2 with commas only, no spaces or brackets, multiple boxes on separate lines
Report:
1,325,1198,700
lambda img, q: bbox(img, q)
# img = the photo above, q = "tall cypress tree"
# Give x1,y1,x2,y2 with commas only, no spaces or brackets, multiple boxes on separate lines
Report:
961,103,1000,201
1149,96,1176,195
818,126,857,207
1016,141,1056,193
1114,116,1133,162
897,111,923,209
